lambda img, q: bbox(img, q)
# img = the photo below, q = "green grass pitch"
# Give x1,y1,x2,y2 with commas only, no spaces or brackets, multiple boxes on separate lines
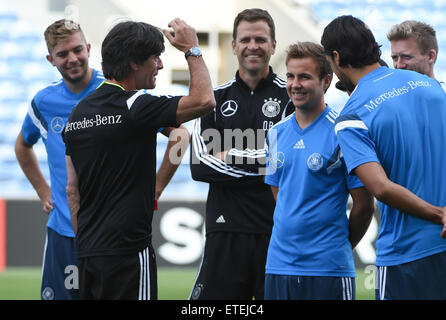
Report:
0,267,374,300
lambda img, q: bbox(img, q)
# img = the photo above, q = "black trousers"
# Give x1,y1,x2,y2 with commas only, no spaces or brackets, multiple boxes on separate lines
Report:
190,232,270,300
78,245,157,300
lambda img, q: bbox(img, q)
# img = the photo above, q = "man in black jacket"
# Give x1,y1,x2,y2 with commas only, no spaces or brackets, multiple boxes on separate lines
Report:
190,8,292,300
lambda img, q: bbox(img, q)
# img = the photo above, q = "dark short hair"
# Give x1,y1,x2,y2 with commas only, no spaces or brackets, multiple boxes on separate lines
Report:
102,21,165,81
232,8,275,41
321,15,381,68
335,58,388,93
286,42,332,80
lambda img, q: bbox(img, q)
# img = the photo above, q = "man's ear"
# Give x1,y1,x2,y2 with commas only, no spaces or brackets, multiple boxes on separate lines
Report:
322,73,333,93
332,50,341,66
428,49,437,64
130,61,139,71
271,39,277,55
46,54,55,66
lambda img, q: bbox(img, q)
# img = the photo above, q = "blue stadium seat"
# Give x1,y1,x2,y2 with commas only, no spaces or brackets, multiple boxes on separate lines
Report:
1,122,21,143
0,80,26,100
0,10,18,25
0,144,14,163
26,80,56,102
2,0,446,200
21,61,59,82
0,110,15,125
169,164,192,182
30,42,50,61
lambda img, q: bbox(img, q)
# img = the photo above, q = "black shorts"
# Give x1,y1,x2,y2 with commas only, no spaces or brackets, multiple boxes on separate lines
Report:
190,232,270,300
78,245,157,300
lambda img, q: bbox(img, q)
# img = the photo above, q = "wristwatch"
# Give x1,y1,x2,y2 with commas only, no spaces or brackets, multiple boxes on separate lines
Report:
185,47,202,59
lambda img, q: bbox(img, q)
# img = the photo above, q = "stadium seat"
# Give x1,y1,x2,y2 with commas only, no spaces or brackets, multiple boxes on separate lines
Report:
0,80,26,100
21,61,59,82
1,0,446,200
307,0,446,112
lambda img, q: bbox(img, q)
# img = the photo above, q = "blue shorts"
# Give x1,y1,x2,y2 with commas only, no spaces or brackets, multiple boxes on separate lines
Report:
41,227,79,300
375,250,446,300
265,274,355,300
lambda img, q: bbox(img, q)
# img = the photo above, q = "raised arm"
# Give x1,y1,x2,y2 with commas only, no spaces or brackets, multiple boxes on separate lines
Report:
162,19,215,124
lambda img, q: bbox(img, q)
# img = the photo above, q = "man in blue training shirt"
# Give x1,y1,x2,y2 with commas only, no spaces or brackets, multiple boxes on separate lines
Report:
14,19,103,300
387,20,446,91
322,15,446,300
264,42,374,300
15,19,189,300
15,19,103,300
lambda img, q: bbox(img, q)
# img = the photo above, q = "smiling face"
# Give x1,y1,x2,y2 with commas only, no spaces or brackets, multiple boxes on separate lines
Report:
232,20,276,77
390,37,435,77
286,57,330,113
46,31,91,84
133,54,164,90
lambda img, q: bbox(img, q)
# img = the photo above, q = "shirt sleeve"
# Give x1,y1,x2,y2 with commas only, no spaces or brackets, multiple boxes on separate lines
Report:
264,128,280,187
334,113,380,174
21,111,41,146
127,91,180,129
191,111,245,182
345,165,364,190
224,147,267,174
62,122,71,156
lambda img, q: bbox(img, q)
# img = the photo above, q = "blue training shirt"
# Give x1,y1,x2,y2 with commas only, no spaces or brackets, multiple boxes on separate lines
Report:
335,67,446,266
265,106,362,277
21,69,105,238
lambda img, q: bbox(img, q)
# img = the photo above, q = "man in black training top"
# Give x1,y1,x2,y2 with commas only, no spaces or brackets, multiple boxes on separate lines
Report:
190,8,292,300
63,19,215,300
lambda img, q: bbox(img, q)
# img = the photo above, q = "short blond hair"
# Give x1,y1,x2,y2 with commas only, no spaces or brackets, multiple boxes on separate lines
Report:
387,20,438,56
44,19,86,53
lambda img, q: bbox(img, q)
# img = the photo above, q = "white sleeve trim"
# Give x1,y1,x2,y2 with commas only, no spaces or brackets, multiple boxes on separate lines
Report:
192,118,261,177
335,120,368,135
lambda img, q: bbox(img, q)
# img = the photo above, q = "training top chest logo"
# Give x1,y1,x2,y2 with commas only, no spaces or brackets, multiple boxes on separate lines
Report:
51,117,65,134
220,100,238,117
262,98,281,118
307,153,324,172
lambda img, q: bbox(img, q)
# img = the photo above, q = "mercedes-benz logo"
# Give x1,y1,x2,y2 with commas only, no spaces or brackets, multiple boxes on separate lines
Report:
270,151,285,169
220,100,238,117
51,117,65,134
